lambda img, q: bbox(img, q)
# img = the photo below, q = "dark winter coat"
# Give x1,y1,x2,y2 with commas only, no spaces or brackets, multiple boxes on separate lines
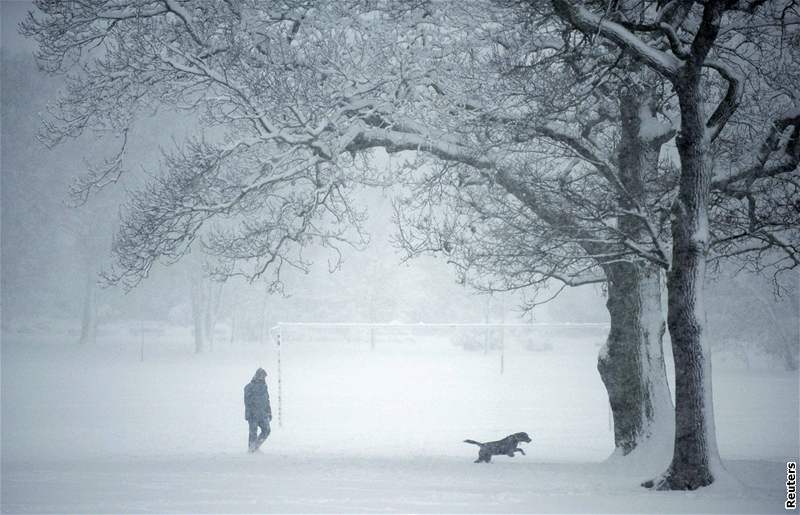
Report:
244,370,272,422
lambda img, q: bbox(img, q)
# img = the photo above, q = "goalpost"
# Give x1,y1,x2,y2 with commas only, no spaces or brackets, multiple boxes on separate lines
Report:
267,321,610,429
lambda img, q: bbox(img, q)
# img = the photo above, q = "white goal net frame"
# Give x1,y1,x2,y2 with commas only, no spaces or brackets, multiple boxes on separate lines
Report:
267,321,610,429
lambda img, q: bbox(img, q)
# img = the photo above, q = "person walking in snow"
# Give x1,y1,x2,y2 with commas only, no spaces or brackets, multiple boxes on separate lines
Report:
244,367,272,452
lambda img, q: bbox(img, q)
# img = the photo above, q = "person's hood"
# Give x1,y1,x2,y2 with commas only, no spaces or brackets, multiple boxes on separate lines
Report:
251,367,267,382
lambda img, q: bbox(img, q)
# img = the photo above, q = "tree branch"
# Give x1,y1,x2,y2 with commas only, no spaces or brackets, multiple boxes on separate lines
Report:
549,0,681,79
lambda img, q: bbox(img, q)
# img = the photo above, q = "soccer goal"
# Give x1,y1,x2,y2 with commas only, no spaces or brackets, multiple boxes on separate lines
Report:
267,321,610,431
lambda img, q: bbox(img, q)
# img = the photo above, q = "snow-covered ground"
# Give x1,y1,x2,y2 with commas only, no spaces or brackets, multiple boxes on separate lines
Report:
1,326,797,513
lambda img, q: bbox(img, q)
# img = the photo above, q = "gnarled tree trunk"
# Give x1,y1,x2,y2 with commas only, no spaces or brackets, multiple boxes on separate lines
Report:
599,84,674,462
600,262,673,460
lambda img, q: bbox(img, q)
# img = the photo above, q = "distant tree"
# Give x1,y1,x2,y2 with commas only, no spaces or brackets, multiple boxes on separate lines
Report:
0,49,121,343
706,268,799,371
185,251,223,353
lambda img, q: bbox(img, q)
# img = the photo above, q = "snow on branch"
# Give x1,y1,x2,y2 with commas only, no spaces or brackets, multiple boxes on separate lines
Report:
713,111,800,193
69,129,129,206
704,58,744,141
21,0,728,294
550,0,681,79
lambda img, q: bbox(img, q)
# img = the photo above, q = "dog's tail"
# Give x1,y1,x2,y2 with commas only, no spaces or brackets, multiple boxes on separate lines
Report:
463,439,483,446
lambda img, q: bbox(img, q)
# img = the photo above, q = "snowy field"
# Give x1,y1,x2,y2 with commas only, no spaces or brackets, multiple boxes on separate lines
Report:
1,325,797,513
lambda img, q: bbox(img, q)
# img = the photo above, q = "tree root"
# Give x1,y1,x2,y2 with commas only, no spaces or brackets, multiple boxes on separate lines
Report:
642,466,714,491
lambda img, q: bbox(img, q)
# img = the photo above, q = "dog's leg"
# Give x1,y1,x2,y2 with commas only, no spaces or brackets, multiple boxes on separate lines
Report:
514,448,526,455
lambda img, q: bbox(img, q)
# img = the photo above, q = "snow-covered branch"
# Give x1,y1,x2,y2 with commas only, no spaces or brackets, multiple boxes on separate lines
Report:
550,0,681,79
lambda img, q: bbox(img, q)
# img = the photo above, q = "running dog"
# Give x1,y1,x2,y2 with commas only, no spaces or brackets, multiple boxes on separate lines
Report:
464,432,532,463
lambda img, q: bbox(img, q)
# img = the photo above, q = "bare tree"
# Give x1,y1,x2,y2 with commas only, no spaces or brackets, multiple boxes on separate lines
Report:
185,250,224,353
549,0,799,489
396,0,798,476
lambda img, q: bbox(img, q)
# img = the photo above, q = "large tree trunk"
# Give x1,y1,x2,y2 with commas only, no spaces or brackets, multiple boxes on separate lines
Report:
600,262,673,461
599,84,673,463
645,67,723,491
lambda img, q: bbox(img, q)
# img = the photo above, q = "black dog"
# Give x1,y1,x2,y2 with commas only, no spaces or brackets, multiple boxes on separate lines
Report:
464,432,532,463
